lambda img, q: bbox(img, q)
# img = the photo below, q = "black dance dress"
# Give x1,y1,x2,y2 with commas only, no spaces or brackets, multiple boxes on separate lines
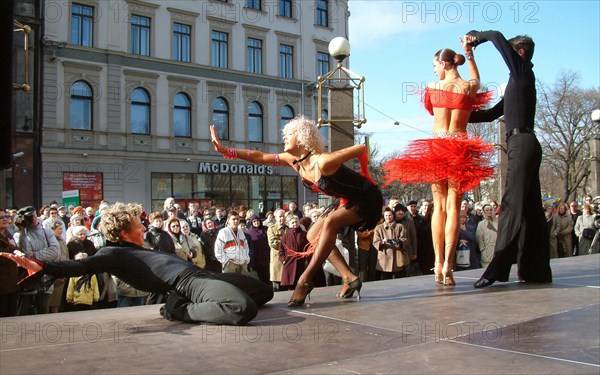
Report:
303,163,383,231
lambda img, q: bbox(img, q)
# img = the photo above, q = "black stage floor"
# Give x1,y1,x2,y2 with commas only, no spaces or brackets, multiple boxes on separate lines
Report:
1,254,599,374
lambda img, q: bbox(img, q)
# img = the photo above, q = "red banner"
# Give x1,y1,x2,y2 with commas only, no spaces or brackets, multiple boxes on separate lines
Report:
63,172,103,208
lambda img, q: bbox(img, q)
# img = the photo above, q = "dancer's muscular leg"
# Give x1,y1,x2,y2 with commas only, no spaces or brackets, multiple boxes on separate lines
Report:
431,182,448,282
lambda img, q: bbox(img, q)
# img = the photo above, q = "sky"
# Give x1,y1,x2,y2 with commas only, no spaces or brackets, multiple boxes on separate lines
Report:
346,0,600,159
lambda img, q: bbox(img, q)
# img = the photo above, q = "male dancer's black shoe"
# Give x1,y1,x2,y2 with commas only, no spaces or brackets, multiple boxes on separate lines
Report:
473,277,496,288
159,306,176,321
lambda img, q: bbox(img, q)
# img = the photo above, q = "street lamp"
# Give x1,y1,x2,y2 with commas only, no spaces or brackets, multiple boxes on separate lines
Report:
316,37,366,131
590,109,600,195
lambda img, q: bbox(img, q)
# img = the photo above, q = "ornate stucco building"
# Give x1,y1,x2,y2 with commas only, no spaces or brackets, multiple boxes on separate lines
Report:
16,0,349,213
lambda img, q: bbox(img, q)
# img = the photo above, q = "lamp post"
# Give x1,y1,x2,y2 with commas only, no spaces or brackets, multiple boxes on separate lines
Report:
591,109,600,195
316,37,366,154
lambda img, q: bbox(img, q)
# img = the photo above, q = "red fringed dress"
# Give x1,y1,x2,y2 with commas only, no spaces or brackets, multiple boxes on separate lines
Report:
383,88,495,192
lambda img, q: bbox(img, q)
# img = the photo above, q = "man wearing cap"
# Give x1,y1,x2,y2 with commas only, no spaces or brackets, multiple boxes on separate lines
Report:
407,200,419,220
57,206,69,227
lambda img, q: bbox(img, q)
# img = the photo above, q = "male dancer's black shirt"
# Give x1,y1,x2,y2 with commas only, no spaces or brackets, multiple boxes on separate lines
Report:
467,30,536,131
44,242,197,294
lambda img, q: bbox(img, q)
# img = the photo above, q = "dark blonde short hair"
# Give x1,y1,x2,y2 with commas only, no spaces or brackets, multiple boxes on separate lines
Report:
100,202,143,243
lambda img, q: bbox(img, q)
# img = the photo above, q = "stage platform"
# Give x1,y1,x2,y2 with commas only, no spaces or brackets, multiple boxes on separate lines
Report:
1,254,599,374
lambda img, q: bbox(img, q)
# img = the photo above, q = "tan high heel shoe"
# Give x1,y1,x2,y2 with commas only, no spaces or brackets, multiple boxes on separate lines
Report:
432,262,443,284
338,278,362,300
443,262,455,286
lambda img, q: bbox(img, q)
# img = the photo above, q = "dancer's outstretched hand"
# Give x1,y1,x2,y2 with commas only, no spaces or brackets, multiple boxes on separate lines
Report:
0,252,43,272
210,125,225,154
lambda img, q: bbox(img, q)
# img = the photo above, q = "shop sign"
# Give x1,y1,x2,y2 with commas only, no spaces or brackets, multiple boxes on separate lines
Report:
198,162,274,175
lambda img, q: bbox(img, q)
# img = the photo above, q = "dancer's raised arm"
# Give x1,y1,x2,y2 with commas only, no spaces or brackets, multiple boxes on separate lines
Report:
210,124,293,166
459,35,480,94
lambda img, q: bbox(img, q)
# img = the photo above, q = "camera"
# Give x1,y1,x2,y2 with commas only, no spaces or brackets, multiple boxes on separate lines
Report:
15,206,36,229
387,239,400,247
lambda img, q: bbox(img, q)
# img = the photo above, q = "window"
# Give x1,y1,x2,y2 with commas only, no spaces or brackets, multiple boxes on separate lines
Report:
247,0,261,10
71,3,93,46
211,31,228,68
247,38,262,74
70,81,93,130
279,44,293,78
212,97,229,140
174,92,191,137
172,23,191,62
130,88,150,134
280,105,294,136
317,51,330,77
316,0,328,27
248,101,263,142
151,172,297,215
130,15,150,56
279,0,292,17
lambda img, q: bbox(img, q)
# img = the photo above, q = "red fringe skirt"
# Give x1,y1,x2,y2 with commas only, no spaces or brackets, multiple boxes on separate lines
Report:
383,133,495,192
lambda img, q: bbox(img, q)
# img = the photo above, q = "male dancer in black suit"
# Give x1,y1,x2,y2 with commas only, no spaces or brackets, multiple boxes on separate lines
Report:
467,30,552,287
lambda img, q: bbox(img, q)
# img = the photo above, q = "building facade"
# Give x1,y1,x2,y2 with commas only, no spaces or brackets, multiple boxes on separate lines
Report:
37,0,349,213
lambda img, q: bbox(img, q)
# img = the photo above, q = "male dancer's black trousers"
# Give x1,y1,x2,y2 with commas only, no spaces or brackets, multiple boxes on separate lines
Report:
481,133,552,282
168,271,273,325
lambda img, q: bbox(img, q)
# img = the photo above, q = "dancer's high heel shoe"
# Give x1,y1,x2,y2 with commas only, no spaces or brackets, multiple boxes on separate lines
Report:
442,262,455,286
432,262,443,284
288,281,314,308
338,278,362,300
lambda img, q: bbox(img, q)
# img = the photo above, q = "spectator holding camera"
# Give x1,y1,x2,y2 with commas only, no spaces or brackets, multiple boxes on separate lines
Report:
373,207,408,280
12,206,60,315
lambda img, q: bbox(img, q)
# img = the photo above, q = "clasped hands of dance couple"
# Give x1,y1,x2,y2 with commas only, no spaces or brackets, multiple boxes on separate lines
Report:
210,121,369,308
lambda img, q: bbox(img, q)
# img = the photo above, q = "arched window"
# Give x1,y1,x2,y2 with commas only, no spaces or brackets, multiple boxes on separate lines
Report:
70,80,93,130
173,92,191,137
280,105,294,137
212,97,229,140
248,101,263,142
130,88,150,134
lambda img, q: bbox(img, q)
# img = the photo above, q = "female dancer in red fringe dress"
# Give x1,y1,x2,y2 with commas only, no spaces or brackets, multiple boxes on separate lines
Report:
210,116,383,307
383,36,494,286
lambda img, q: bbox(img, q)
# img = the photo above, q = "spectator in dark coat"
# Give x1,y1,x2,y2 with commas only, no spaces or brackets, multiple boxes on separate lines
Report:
67,226,97,259
199,218,221,273
144,212,175,254
246,215,271,285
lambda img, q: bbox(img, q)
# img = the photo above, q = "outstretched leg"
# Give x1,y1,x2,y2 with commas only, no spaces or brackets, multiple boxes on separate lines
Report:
289,206,363,305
